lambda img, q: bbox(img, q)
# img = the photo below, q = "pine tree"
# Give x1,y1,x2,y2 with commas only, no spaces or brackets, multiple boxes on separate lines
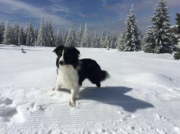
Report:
110,36,117,49
117,32,125,51
143,27,157,53
0,22,5,43
100,31,105,48
46,21,55,47
55,30,63,46
104,31,110,49
13,23,20,45
176,13,180,46
18,28,24,46
37,17,46,46
3,22,12,45
176,13,180,34
76,24,82,47
25,22,34,46
123,5,141,51
91,30,98,48
80,22,89,47
143,0,173,53
34,28,38,46
65,26,76,47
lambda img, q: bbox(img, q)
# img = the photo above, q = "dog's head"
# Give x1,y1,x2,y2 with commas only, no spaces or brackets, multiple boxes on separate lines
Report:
53,45,80,67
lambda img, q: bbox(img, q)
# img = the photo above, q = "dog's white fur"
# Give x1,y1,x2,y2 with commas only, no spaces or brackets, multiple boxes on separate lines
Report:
55,51,79,107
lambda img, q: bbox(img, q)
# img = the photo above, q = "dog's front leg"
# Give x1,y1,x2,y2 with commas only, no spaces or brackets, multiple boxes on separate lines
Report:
54,76,62,91
69,88,79,107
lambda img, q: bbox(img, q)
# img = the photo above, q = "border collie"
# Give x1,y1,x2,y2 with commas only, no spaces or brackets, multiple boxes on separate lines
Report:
53,46,109,107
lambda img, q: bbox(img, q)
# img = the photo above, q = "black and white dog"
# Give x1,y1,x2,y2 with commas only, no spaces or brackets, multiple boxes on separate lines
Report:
53,45,109,107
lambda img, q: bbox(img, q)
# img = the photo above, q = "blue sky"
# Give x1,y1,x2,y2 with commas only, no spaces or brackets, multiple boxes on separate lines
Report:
0,0,179,34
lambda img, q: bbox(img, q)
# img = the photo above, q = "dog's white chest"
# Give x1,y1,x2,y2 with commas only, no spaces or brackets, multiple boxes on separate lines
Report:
57,65,79,89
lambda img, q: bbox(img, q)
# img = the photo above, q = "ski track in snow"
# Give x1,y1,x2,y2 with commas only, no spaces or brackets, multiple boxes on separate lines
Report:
0,45,180,134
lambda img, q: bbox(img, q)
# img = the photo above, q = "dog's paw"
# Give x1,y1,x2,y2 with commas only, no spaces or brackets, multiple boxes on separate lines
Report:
69,100,76,107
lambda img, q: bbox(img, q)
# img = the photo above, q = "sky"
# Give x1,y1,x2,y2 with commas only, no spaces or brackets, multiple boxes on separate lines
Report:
0,0,179,34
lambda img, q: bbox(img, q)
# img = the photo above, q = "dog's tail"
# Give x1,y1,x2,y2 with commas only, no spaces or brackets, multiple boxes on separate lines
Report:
100,70,110,81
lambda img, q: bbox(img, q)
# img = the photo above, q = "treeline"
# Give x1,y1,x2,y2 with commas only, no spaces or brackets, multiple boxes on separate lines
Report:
0,0,180,56
0,18,117,48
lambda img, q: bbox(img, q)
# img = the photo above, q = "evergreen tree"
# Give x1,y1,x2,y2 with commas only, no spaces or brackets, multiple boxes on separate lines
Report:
123,5,141,51
0,22,5,43
143,27,157,53
37,17,46,46
100,31,105,48
3,22,11,45
104,31,110,49
176,13,180,46
65,26,76,47
46,21,55,46
80,22,89,47
13,23,20,45
117,32,125,51
25,22,34,46
176,13,180,34
34,28,38,46
18,28,24,46
143,0,173,53
110,36,117,49
55,30,63,46
96,34,101,48
91,30,98,48
76,24,82,47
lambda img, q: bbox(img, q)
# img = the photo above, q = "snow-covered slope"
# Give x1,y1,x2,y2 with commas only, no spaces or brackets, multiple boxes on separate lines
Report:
0,45,180,134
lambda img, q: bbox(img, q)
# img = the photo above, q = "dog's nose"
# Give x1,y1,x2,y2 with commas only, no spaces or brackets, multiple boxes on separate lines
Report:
59,61,64,65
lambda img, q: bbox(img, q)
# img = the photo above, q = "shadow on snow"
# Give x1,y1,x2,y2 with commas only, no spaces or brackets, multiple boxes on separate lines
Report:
78,86,154,113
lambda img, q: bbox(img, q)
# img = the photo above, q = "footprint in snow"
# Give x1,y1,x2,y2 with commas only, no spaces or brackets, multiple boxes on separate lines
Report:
27,102,46,113
0,96,17,122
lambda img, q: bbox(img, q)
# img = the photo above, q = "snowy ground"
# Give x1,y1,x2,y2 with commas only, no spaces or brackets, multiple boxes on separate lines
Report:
0,45,180,134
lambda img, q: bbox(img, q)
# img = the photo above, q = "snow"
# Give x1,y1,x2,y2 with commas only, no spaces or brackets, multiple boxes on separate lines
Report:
0,45,180,134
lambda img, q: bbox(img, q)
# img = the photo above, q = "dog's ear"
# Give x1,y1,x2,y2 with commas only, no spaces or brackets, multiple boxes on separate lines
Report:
53,45,64,56
70,47,80,55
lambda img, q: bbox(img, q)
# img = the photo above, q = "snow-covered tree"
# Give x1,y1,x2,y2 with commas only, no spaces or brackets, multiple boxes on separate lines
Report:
143,27,157,53
37,17,46,46
176,13,180,46
76,24,82,47
80,22,89,47
25,22,34,46
100,31,105,48
91,30,98,48
0,22,5,43
34,28,38,46
143,0,173,53
13,23,20,45
46,21,55,46
55,30,63,46
123,5,141,51
104,31,110,49
3,22,12,45
110,36,117,49
176,13,180,34
18,28,24,46
65,26,76,47
117,32,126,51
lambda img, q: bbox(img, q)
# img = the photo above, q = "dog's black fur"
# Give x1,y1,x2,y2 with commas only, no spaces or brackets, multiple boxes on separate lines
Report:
53,45,109,87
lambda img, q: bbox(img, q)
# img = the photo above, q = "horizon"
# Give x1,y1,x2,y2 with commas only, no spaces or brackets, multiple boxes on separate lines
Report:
0,0,179,34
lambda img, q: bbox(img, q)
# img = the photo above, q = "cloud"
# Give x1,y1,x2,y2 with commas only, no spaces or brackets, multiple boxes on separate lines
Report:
0,0,71,27
47,0,71,13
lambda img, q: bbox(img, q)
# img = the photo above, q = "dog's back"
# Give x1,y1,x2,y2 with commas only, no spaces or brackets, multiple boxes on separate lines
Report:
78,59,109,87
